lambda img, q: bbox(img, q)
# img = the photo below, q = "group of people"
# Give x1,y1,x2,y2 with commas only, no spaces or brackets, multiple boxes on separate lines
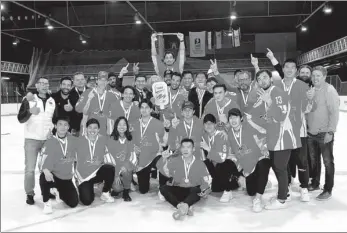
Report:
17,33,340,220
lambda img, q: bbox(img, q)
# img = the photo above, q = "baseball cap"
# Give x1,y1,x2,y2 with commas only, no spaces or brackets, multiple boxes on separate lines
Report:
203,114,216,124
87,76,96,83
228,108,242,119
181,101,194,110
98,71,108,80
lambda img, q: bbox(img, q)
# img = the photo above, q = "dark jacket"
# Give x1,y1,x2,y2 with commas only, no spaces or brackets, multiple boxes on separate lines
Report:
188,87,213,119
68,87,88,131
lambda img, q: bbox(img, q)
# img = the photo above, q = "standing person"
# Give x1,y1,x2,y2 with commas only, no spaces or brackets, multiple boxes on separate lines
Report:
131,100,169,194
86,76,97,89
17,77,57,205
227,108,271,212
107,72,122,99
200,114,239,203
75,118,115,205
75,71,119,136
188,72,213,119
163,70,174,87
108,86,141,135
51,77,74,131
160,138,211,220
105,116,138,202
133,74,153,105
110,62,140,93
69,72,87,137
255,70,292,210
203,84,239,130
151,33,185,78
307,66,340,200
38,116,79,214
169,101,204,160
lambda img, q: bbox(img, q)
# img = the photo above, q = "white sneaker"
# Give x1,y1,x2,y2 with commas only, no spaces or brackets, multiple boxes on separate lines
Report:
220,191,232,203
265,198,288,210
43,200,53,214
130,183,136,192
300,188,310,202
100,192,115,203
158,191,165,201
51,188,62,203
252,198,263,213
238,176,246,190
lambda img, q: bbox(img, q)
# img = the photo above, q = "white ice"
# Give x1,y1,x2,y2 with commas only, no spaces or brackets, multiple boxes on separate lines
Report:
1,113,347,232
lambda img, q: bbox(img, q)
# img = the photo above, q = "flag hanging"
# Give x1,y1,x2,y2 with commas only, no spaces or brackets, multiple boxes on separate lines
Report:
189,31,206,57
234,28,241,47
208,32,212,50
215,31,222,49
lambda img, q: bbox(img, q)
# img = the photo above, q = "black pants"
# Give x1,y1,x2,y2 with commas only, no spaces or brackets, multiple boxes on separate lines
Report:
159,172,171,188
136,155,162,194
307,132,335,192
245,159,271,196
287,137,310,188
160,185,201,208
204,159,239,192
78,164,115,206
39,173,78,208
270,150,291,200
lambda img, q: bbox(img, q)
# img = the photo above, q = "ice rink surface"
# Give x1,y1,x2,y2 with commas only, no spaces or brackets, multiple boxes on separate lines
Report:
1,112,347,232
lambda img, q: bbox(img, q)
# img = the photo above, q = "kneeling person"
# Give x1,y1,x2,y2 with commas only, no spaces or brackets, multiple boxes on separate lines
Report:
160,138,211,220
39,116,79,214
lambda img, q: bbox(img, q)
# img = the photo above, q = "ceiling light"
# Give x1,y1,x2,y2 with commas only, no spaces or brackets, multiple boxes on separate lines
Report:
323,4,332,14
1,4,4,11
12,38,20,45
301,25,307,32
134,13,141,24
79,35,87,44
230,11,237,20
45,18,54,30
2,77,10,80
228,26,233,37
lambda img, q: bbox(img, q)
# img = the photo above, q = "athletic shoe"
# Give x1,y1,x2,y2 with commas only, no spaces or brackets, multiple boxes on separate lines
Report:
130,183,136,192
173,203,188,220
308,184,321,192
300,188,310,202
26,195,35,205
316,191,332,201
51,188,61,203
100,192,115,203
122,189,132,202
43,200,53,214
187,206,194,216
220,191,232,203
158,191,165,201
111,190,121,198
252,197,263,213
265,198,288,210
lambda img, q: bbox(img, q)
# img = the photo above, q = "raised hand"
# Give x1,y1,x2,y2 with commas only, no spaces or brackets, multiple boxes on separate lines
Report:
88,90,95,100
64,99,73,112
133,62,140,75
119,63,129,78
266,48,275,60
151,33,158,41
171,113,180,129
177,33,184,41
163,115,171,128
257,89,272,106
210,59,219,74
250,54,258,67
200,137,210,152
29,101,40,115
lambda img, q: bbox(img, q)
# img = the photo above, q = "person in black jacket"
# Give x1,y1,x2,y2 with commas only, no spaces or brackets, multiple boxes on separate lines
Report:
188,72,213,119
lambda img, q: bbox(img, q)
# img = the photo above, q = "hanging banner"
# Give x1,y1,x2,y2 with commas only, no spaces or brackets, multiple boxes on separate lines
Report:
215,31,222,49
208,31,212,50
234,28,241,47
189,31,206,57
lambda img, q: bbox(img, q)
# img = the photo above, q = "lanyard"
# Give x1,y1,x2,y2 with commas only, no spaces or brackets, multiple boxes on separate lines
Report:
119,138,126,144
120,101,133,120
75,87,85,98
184,119,194,139
282,78,296,95
241,86,252,105
86,135,99,161
54,136,68,158
207,130,217,148
169,89,180,109
216,99,231,115
183,156,195,182
197,89,205,104
140,117,152,139
232,126,242,148
94,88,106,112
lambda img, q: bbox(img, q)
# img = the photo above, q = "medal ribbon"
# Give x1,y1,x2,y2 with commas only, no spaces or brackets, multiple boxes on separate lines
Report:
183,156,195,183
87,135,99,161
184,119,194,139
54,136,68,158
140,117,153,140
120,100,133,120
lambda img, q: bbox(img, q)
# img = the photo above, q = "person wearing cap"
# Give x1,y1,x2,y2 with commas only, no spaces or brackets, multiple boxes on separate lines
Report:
227,108,271,212
168,101,204,159
38,116,79,214
255,69,292,210
201,114,239,203
75,71,119,136
203,84,239,131
86,76,97,89
159,138,211,220
75,118,115,205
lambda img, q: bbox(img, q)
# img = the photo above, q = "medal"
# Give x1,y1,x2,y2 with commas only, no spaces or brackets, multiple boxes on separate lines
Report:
282,79,296,95
183,119,194,139
140,117,152,142
232,126,242,150
241,86,252,107
95,88,106,115
216,99,231,124
54,136,68,158
169,89,180,109
87,135,99,162
120,100,132,120
185,178,189,183
183,156,195,185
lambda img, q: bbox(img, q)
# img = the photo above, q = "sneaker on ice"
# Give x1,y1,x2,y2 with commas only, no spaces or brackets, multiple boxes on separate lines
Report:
220,191,232,203
187,206,194,216
265,198,288,210
300,188,310,202
158,191,165,201
173,203,188,220
316,191,332,201
43,200,53,214
100,192,115,203
130,183,136,192
252,198,263,213
51,188,62,203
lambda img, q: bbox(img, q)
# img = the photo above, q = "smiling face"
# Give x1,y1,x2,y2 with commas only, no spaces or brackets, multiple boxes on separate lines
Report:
312,70,326,88
195,73,207,89
122,87,134,103
213,86,226,102
204,121,216,134
73,74,86,89
135,76,146,90
117,119,128,135
87,123,100,138
257,72,272,90
171,75,181,90
283,62,297,79
180,141,194,158
55,120,69,137
60,79,72,95
108,75,117,88
298,67,312,82
97,77,108,90
164,74,172,86
206,80,217,94
229,115,242,128
140,103,152,118
182,107,194,120
163,52,175,66
238,72,252,91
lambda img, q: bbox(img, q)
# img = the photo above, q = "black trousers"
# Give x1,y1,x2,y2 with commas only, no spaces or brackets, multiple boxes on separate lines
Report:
204,159,239,192
270,150,291,200
160,185,201,208
245,159,271,196
136,155,162,194
78,164,115,206
287,137,310,188
39,173,79,208
159,172,171,188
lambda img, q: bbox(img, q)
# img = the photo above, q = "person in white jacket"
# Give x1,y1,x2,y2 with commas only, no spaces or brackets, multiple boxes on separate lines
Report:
17,77,57,205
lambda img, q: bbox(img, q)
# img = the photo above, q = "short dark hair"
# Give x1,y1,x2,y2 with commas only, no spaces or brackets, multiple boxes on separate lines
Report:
234,69,242,77
135,74,147,81
195,72,207,80
172,72,182,80
86,118,100,128
111,116,132,141
164,51,176,60
54,115,70,125
255,70,272,81
122,85,135,94
182,71,193,77
298,65,312,74
203,114,217,124
108,72,117,79
73,72,84,77
212,84,226,92
206,77,218,84
228,108,243,119
283,59,297,68
181,138,194,147
60,76,73,84
139,99,154,109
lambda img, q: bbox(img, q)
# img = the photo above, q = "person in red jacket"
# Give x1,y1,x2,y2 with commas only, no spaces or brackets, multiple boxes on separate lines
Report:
75,118,115,205
160,138,211,220
105,116,138,202
38,116,78,214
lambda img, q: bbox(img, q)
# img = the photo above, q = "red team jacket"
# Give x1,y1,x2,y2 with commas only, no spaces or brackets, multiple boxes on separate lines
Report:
160,89,186,121
108,99,141,131
201,131,228,164
39,135,77,180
